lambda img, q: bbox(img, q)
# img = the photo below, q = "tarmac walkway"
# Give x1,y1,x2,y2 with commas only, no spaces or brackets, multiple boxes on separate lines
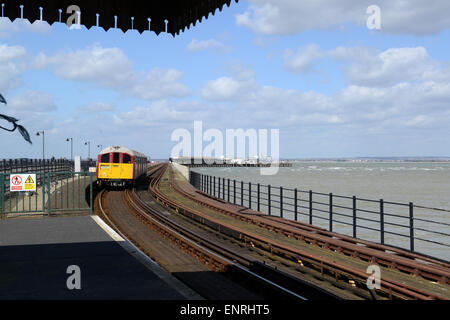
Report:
0,215,200,300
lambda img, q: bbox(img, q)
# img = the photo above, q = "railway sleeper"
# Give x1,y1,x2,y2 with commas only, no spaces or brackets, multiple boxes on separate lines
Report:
170,178,450,285
242,235,403,300
155,171,446,300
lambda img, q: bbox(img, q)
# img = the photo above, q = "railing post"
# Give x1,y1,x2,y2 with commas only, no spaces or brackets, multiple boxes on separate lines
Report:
257,183,260,212
329,193,333,232
89,172,93,214
46,172,51,216
380,199,384,245
353,196,357,238
218,177,221,198
213,176,216,197
409,202,414,252
309,190,313,225
0,174,4,218
233,179,236,204
268,185,271,216
42,172,46,214
280,186,283,218
222,178,225,200
294,188,298,221
248,182,252,209
227,178,230,202
241,181,244,206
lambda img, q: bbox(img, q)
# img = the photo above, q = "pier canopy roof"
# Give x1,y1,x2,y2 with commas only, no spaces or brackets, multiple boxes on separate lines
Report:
1,0,239,36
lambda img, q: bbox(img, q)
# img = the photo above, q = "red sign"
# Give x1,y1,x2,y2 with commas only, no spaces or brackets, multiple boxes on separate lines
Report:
11,175,22,185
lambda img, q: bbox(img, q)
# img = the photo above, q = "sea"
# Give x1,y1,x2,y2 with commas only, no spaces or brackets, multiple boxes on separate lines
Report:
191,161,450,261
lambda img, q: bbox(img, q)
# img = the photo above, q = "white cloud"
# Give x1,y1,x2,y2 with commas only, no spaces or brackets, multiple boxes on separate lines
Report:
8,90,57,113
283,44,323,73
78,102,116,114
2,90,57,139
197,50,450,135
0,43,26,92
200,76,252,101
186,39,229,53
32,45,136,88
130,68,191,100
283,45,449,88
0,44,26,62
32,44,191,100
333,46,444,87
112,100,211,128
405,115,434,127
236,0,450,35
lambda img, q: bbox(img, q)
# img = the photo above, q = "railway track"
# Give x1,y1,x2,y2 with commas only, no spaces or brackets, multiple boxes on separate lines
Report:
95,167,315,300
173,177,450,278
149,163,450,300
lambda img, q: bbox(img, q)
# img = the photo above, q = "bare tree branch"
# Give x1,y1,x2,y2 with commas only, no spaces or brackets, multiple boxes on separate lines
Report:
0,93,33,144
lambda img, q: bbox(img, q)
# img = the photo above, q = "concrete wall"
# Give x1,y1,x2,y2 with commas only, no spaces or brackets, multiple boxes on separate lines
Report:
172,162,189,181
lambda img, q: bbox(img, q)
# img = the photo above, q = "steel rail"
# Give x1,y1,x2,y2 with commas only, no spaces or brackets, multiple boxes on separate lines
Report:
172,169,450,282
97,169,307,300
124,188,310,300
150,164,449,300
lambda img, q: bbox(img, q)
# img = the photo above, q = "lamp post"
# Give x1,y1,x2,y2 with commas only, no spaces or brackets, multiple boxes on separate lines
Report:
36,131,44,159
66,138,73,160
84,141,91,159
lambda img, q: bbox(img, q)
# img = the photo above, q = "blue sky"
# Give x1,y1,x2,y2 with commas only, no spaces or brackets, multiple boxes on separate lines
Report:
1,0,450,159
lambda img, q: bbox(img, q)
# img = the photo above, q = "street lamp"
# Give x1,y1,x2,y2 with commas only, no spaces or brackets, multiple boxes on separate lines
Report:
36,131,44,159
66,138,73,160
97,144,103,151
84,141,91,159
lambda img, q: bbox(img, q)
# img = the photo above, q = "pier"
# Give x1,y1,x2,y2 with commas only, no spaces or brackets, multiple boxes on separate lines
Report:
170,157,293,168
2,160,448,301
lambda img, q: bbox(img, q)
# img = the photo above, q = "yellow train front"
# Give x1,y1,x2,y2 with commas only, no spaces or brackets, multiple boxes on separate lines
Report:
96,146,148,188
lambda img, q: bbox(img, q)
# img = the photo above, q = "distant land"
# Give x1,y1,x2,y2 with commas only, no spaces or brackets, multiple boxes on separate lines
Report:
285,157,450,162
158,157,450,163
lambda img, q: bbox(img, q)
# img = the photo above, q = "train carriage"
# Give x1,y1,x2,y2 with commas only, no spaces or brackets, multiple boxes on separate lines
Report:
97,146,147,187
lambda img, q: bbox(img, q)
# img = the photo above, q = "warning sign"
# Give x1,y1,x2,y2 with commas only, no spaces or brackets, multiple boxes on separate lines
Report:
11,175,22,186
10,174,36,192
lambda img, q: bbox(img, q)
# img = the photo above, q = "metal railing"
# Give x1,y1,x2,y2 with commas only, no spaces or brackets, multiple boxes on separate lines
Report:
0,158,96,173
189,171,450,259
1,171,95,218
0,158,96,195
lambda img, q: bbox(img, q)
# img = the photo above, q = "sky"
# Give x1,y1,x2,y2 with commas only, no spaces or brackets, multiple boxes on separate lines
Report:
1,0,450,160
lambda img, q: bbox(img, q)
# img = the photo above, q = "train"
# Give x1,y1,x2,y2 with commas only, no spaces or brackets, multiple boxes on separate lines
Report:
96,146,148,188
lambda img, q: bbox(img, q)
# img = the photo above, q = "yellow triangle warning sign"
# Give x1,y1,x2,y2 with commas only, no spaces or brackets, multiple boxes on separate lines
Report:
25,175,34,184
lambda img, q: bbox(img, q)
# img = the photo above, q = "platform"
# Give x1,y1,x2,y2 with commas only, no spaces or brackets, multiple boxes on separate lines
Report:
0,215,200,300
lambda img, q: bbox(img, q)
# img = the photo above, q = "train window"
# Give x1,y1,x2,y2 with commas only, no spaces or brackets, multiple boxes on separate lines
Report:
113,153,120,163
123,154,131,164
101,153,110,163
